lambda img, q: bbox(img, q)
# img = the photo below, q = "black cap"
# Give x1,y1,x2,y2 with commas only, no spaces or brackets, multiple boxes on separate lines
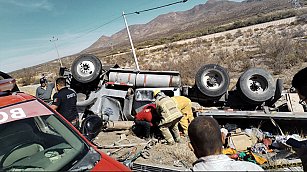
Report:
40,78,47,84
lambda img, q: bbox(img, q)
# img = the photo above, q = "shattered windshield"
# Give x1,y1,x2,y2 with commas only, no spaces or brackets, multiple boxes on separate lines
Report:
136,90,154,101
0,100,88,171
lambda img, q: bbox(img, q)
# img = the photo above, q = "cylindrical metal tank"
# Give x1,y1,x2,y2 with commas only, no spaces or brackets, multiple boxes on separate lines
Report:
108,71,137,85
108,69,181,87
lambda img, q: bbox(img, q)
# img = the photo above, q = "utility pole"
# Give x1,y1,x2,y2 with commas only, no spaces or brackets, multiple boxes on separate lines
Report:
122,11,140,71
119,1,188,71
50,36,63,67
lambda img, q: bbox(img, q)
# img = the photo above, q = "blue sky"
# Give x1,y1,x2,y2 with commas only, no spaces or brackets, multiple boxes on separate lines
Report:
0,0,242,72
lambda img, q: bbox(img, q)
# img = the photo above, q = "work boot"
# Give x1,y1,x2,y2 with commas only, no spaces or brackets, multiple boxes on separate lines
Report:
143,137,151,141
167,141,175,145
175,138,182,144
163,138,175,145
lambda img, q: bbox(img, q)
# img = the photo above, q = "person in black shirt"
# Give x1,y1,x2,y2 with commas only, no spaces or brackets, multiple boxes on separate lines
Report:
51,77,79,128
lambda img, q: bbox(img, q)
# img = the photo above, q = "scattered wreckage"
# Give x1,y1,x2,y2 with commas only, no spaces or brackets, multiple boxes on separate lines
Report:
58,54,307,170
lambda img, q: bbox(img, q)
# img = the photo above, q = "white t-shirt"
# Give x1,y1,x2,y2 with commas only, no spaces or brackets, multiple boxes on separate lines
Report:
192,154,264,171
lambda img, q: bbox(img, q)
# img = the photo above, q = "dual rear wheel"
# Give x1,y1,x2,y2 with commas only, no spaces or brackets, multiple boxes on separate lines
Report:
195,64,276,104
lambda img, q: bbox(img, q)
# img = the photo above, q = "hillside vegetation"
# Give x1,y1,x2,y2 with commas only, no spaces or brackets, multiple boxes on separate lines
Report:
10,1,307,91
86,0,295,51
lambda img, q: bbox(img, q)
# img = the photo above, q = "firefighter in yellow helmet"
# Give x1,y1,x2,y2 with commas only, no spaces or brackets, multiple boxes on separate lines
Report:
171,96,194,135
153,90,183,145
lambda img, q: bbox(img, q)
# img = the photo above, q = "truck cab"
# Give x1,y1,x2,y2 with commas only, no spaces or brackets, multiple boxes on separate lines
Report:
60,54,183,128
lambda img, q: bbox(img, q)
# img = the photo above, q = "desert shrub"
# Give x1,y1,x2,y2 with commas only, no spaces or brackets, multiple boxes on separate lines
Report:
160,50,211,85
136,51,146,57
296,9,307,23
267,29,276,35
180,45,189,54
219,49,250,73
214,36,225,44
233,20,244,28
213,49,230,63
225,33,233,40
297,14,307,23
291,25,305,38
202,39,213,47
234,30,243,38
258,35,306,74
244,29,253,38
238,39,244,46
15,68,36,86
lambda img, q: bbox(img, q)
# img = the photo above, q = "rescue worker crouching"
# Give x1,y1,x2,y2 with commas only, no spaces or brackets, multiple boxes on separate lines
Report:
132,104,156,140
171,96,194,136
50,77,79,129
154,90,183,145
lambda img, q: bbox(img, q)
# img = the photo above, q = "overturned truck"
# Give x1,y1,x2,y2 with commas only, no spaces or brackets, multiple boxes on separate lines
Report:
59,54,307,132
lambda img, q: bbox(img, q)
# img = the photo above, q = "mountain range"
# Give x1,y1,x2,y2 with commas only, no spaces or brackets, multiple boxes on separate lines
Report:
85,0,292,52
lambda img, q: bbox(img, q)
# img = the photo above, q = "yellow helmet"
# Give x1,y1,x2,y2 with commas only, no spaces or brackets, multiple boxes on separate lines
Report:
153,89,161,97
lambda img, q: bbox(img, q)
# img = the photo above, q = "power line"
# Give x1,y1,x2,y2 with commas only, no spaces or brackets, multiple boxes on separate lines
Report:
60,0,188,43
70,1,159,38
125,0,188,15
73,15,122,40
46,0,189,54
72,0,188,40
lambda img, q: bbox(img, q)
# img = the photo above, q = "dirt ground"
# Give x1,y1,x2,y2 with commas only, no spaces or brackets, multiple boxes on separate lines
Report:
93,130,196,170
18,84,38,96
18,85,304,171
92,119,305,171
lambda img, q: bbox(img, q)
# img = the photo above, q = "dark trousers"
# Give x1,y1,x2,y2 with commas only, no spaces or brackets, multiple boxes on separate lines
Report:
133,121,151,138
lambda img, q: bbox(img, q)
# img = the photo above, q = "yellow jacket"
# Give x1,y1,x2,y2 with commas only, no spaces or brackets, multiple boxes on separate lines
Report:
171,96,192,111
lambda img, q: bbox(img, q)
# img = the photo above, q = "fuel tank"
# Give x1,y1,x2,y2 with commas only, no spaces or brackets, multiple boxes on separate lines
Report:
108,68,181,88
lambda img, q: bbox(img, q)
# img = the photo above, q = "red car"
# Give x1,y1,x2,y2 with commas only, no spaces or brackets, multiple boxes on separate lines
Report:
0,77,130,171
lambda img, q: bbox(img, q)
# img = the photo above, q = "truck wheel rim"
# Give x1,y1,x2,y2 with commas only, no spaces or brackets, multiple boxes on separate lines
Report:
246,75,268,94
202,70,223,90
76,60,95,77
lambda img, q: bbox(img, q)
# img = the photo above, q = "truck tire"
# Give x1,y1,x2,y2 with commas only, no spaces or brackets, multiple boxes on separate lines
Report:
237,68,275,104
71,54,102,83
195,64,230,98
